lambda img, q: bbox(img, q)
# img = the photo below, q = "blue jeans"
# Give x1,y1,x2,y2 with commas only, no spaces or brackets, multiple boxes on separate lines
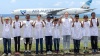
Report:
36,38,43,54
73,39,80,53
63,35,71,51
3,38,11,54
54,38,60,51
45,36,52,52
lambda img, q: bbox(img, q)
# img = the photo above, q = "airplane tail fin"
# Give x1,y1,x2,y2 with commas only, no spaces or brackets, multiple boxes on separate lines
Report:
81,0,92,9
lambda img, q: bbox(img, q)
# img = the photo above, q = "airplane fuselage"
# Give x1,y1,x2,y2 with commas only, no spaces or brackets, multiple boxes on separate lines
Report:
12,8,93,16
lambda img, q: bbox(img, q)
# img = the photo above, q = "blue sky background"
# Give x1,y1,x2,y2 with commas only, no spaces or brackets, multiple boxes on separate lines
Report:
0,0,100,14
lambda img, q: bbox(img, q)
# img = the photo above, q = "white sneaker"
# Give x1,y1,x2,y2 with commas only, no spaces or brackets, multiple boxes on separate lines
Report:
2,53,7,56
8,53,11,56
49,51,52,54
47,51,49,54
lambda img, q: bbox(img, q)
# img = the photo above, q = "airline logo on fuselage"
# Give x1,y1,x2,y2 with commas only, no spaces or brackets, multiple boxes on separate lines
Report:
20,10,26,15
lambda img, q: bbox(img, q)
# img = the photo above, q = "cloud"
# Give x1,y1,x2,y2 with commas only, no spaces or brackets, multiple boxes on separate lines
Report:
68,1,74,7
10,0,16,3
94,1,100,5
54,2,62,6
79,2,85,5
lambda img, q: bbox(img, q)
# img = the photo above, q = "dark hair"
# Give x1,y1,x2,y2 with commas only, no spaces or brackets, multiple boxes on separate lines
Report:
83,15,88,18
53,18,59,22
37,14,41,17
26,14,30,16
75,14,79,17
15,15,19,16
15,15,19,17
91,12,95,16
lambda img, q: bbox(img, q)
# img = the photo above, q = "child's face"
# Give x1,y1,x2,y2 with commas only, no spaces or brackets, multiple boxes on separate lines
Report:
92,13,95,18
54,21,57,24
37,15,41,19
84,17,88,21
5,19,9,23
75,17,79,22
15,16,19,21
47,18,51,22
64,13,69,18
26,15,30,20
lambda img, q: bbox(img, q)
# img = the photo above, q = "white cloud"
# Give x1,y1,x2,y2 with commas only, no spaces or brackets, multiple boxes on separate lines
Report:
54,2,62,6
10,0,16,3
68,1,74,7
79,2,85,5
94,1,100,5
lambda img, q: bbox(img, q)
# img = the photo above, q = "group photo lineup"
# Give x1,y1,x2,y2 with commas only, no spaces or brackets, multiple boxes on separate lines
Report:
0,0,100,56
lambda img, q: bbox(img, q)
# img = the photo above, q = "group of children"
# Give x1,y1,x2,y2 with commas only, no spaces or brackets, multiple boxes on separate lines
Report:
0,12,99,56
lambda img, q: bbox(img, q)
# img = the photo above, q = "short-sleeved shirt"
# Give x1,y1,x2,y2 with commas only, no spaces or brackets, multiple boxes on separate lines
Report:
2,23,11,38
52,24,60,38
83,21,90,36
13,21,21,37
45,20,53,36
72,21,82,40
61,18,72,36
34,20,43,39
90,18,99,36
23,20,33,38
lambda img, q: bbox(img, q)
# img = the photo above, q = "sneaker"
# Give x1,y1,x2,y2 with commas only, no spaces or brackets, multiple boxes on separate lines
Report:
94,49,98,53
8,53,11,56
67,50,70,54
28,50,31,54
64,51,67,54
49,51,52,54
92,49,95,53
2,53,7,56
86,50,89,53
24,51,27,55
47,51,49,54
83,50,86,53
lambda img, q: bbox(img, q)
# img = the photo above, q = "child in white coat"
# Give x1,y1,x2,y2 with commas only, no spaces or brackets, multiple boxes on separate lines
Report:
52,18,60,53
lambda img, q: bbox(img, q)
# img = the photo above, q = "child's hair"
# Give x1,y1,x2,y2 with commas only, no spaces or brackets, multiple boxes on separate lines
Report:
4,17,10,20
52,18,59,23
37,14,41,17
75,14,79,17
91,12,95,16
83,15,88,18
15,15,19,17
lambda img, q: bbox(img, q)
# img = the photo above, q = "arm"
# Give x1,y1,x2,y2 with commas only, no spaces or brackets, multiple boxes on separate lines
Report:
42,20,46,25
59,15,64,23
1,16,3,24
33,21,36,27
20,22,22,28
58,18,60,26
13,22,15,29
82,21,84,27
70,15,74,22
31,22,34,28
72,22,74,27
9,17,12,25
97,18,99,26
20,22,24,28
41,21,44,27
90,18,93,27
81,21,83,28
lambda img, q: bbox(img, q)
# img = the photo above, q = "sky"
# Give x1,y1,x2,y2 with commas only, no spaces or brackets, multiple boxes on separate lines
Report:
0,0,100,14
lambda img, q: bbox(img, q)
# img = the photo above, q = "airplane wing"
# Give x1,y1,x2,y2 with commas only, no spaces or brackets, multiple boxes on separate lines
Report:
85,8,96,11
47,8,67,15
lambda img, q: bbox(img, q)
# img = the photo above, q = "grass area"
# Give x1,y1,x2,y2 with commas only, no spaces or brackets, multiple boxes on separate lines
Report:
0,42,100,53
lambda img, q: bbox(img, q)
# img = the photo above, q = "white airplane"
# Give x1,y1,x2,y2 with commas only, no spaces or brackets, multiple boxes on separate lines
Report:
12,0,95,17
